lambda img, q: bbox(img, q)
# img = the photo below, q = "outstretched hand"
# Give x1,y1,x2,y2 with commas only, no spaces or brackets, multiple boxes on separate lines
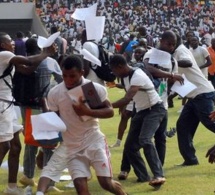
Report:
72,96,90,116
172,73,184,85
206,145,215,164
42,44,56,56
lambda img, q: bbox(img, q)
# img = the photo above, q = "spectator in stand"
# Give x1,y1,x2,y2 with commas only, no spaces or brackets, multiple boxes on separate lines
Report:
138,26,154,47
50,26,64,60
207,38,215,88
189,35,212,78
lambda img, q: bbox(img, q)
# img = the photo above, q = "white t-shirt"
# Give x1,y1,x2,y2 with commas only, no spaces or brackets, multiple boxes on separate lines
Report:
189,46,210,78
83,42,105,85
144,49,178,109
0,51,15,101
123,68,161,112
174,44,214,98
47,77,107,155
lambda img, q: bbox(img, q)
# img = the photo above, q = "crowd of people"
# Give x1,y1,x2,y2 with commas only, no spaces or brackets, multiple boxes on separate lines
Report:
1,0,215,195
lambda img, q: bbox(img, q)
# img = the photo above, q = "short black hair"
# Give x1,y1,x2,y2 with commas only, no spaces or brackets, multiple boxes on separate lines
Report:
109,54,127,68
161,30,177,41
25,38,40,55
61,55,83,71
50,26,58,34
0,32,9,50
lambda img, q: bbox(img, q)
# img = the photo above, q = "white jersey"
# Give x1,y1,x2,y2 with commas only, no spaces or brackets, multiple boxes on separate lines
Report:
189,46,210,78
0,51,15,101
144,49,178,109
47,77,107,155
174,44,214,98
123,68,161,112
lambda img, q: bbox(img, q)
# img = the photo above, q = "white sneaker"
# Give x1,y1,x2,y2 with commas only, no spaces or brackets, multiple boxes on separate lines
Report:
4,187,24,195
109,142,120,148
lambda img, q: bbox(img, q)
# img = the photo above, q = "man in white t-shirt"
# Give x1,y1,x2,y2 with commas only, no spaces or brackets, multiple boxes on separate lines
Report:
36,55,127,195
0,32,56,195
189,36,212,78
110,54,167,188
173,33,215,166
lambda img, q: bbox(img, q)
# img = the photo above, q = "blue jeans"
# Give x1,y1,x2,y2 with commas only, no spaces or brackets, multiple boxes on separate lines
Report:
176,92,215,164
23,145,53,178
124,102,167,180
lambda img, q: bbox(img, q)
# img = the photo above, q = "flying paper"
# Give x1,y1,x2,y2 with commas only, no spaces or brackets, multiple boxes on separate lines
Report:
37,32,60,49
85,16,105,41
80,48,101,66
71,3,97,20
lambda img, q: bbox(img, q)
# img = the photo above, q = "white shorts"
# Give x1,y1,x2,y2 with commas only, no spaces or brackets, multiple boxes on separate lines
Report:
40,143,69,182
68,137,112,180
13,106,23,134
0,102,14,142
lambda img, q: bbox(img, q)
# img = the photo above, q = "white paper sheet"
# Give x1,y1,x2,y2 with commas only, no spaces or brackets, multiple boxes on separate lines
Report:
148,48,171,68
71,3,97,20
32,130,59,140
60,175,72,181
37,32,60,49
171,74,197,98
80,48,101,66
85,16,105,41
31,112,66,132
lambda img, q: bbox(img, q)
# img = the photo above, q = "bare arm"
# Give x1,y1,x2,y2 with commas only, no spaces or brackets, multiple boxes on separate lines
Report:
199,55,212,69
73,97,114,119
112,85,139,109
177,59,192,68
144,59,184,84
10,45,56,75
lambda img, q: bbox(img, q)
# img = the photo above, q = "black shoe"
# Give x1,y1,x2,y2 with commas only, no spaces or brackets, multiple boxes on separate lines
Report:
175,161,199,167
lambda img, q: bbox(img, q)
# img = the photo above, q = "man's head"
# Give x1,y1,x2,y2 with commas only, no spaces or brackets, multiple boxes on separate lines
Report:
138,26,147,36
109,54,130,78
134,47,147,62
25,38,41,55
16,31,24,39
0,32,14,52
61,55,84,89
159,30,177,53
190,36,199,49
50,26,58,35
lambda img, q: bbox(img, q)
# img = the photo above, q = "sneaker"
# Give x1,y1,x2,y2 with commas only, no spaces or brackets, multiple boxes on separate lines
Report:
118,171,129,180
4,187,24,195
109,142,120,148
149,177,166,188
19,175,37,187
46,186,64,193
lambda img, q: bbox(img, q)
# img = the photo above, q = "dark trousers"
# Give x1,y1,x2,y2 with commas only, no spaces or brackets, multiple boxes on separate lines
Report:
176,92,215,164
122,102,167,180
